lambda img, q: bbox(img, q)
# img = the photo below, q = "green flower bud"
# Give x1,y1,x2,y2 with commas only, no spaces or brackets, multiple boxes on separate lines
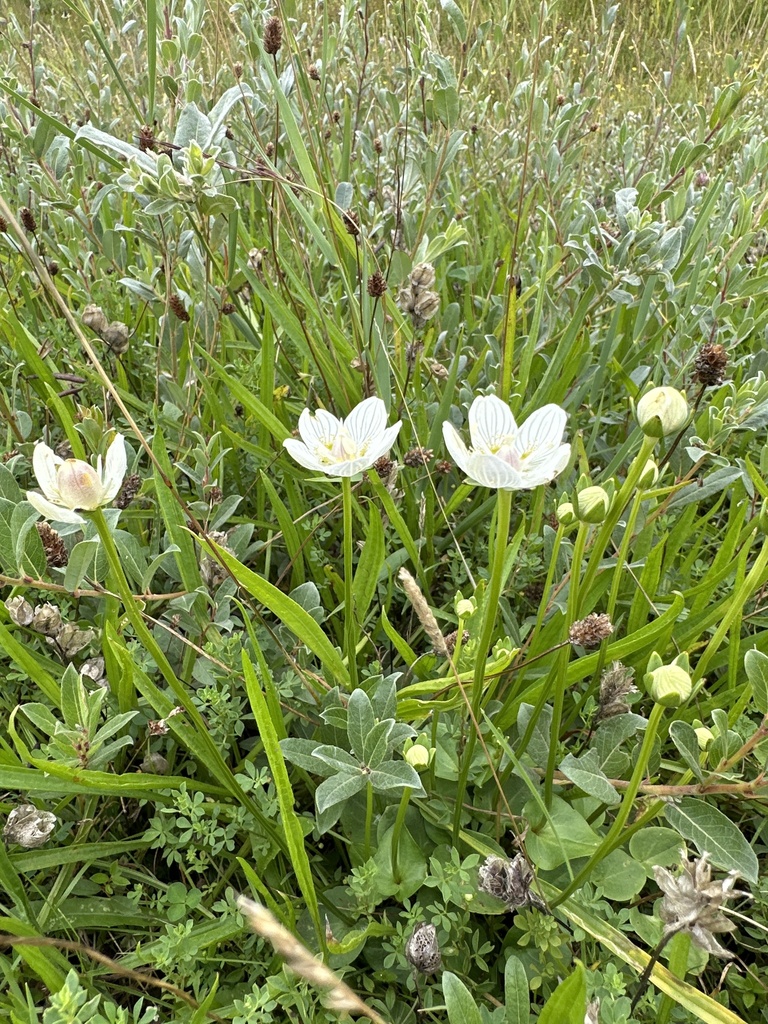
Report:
456,598,475,619
638,458,659,489
695,726,714,750
556,501,576,525
636,387,689,437
405,743,431,770
575,485,611,524
644,651,692,707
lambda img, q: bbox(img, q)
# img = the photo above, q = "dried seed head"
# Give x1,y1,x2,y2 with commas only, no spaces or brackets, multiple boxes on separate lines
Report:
569,612,613,649
141,751,170,774
694,169,710,188
263,16,283,55
20,207,37,232
54,622,95,658
138,124,156,152
31,602,62,636
0,215,7,232
233,62,243,78
367,270,387,297
398,567,448,658
308,63,320,80
373,454,395,478
3,804,57,848
168,294,190,322
47,260,59,276
36,521,69,568
343,209,360,236
596,661,636,722
102,322,130,354
434,458,452,474
221,301,236,315
654,852,748,959
478,854,547,912
428,360,449,379
403,447,433,467
81,657,106,684
410,262,436,291
5,595,35,626
115,474,142,510
412,289,440,324
404,922,441,974
374,136,383,153
443,628,469,655
693,342,728,388
201,530,231,589
81,303,109,335
585,1000,600,1024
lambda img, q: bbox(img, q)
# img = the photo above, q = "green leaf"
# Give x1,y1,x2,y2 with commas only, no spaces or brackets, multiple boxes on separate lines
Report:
664,797,759,883
206,540,350,687
443,972,482,1024
242,650,322,947
279,738,334,776
505,955,530,1024
669,720,705,780
334,181,354,211
64,539,98,592
591,848,647,901
315,772,367,815
369,760,423,794
434,86,460,129
559,750,621,806
440,0,467,41
538,964,586,1024
152,428,205,599
630,827,684,876
352,504,384,626
363,719,395,769
524,797,601,871
744,648,768,713
347,689,376,760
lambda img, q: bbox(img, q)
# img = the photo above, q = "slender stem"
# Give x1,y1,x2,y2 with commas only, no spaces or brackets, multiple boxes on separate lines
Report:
391,786,412,884
606,490,644,622
580,435,657,599
452,488,513,841
364,780,374,860
342,477,359,689
545,522,589,805
552,701,666,907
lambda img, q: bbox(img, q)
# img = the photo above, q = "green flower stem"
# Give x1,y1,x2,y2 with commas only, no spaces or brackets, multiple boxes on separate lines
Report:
606,490,644,623
692,528,768,684
342,477,359,689
551,700,665,908
580,434,657,600
452,487,513,842
364,780,374,861
391,786,412,884
545,521,589,806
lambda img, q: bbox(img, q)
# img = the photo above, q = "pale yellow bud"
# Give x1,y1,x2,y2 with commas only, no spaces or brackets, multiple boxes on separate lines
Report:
636,387,689,437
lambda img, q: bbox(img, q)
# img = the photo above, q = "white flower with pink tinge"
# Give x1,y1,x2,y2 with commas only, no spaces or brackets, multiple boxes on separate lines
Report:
26,434,127,525
283,397,401,478
442,394,570,490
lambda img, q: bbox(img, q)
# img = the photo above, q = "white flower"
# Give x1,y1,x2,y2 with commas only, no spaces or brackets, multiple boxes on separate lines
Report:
283,397,401,478
26,434,127,525
442,395,570,490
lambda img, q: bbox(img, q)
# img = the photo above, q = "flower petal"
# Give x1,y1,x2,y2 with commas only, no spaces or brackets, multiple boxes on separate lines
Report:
463,454,523,490
324,456,378,478
297,408,343,449
442,421,471,474
102,434,127,502
519,444,571,488
283,438,328,474
26,491,86,525
515,404,567,455
365,421,402,464
32,443,63,502
468,395,517,453
344,397,387,448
